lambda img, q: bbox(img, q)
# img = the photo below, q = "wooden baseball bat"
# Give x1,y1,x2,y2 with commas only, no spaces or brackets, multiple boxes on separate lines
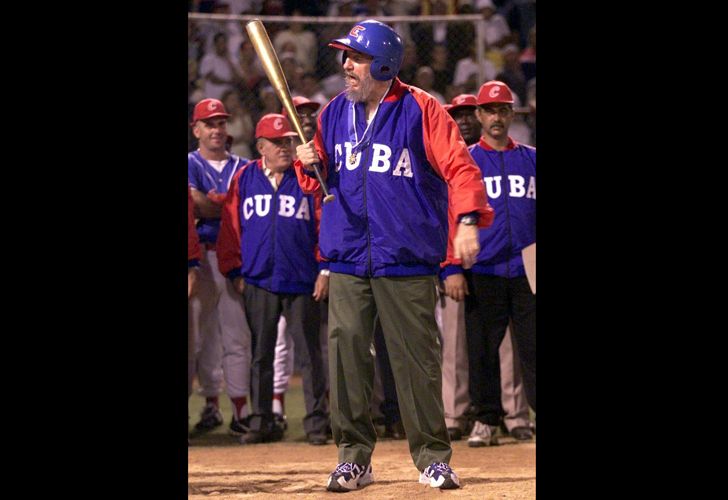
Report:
246,19,335,203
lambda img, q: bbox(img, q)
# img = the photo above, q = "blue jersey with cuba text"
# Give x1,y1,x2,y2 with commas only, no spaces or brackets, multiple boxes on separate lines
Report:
217,160,325,295
442,137,535,279
188,150,248,244
295,78,493,278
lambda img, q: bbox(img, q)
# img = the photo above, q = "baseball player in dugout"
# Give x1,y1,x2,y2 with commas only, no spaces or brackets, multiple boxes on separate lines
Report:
217,113,330,446
188,98,254,438
441,80,536,448
294,20,494,492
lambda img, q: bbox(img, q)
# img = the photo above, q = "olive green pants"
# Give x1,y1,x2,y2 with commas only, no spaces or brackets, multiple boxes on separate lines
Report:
328,272,452,472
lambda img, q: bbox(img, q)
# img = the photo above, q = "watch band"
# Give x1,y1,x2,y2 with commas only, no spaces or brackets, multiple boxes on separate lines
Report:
459,214,479,226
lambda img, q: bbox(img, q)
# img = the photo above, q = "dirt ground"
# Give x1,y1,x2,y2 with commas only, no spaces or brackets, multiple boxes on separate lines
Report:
189,436,535,499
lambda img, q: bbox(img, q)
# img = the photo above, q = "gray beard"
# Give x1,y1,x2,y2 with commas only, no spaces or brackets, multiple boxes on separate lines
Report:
344,74,374,103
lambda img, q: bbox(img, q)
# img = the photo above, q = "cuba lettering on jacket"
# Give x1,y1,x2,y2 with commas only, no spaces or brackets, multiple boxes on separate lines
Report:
441,137,536,279
294,78,493,278
217,160,325,294
188,150,248,244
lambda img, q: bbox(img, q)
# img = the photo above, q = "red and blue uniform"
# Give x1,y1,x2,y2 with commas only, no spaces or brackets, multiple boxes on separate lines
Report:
188,151,248,244
295,78,493,277
217,159,326,293
441,138,535,277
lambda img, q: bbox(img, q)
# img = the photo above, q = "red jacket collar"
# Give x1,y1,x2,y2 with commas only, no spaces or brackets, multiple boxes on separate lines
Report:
384,78,408,102
478,137,517,151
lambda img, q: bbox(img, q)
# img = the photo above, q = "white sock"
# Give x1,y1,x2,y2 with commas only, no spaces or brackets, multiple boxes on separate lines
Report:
272,397,283,415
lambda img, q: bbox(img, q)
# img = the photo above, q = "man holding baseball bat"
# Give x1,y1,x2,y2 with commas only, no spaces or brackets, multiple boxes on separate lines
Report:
294,19,494,492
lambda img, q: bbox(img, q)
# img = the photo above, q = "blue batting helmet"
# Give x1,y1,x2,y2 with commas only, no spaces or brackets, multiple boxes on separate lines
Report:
328,19,404,81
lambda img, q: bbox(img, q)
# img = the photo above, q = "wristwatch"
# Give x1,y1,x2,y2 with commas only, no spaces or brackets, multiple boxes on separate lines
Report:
459,214,479,226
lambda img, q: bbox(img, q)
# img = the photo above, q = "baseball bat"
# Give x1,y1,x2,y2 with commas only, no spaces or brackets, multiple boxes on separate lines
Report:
246,19,335,204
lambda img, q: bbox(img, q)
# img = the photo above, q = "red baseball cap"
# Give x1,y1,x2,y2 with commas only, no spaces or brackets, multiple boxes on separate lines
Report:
191,98,231,124
255,113,299,140
447,94,478,114
281,96,321,119
476,80,515,106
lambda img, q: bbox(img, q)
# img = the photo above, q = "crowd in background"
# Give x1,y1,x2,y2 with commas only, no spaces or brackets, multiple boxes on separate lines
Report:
188,0,536,154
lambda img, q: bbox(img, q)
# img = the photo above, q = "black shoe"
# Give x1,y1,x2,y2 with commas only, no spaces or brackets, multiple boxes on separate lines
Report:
447,427,463,441
307,432,328,445
229,416,250,436
384,420,405,439
274,412,288,431
510,426,534,441
239,430,266,444
239,427,283,444
194,404,223,431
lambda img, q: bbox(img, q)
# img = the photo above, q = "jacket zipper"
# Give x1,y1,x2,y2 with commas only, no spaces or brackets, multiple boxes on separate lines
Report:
362,149,373,277
498,152,513,278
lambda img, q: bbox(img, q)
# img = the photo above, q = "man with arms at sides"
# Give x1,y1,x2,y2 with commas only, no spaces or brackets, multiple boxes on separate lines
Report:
218,113,330,445
441,81,536,448
441,94,534,442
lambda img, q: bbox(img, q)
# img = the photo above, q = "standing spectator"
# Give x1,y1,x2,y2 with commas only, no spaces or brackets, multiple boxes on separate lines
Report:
295,73,329,109
235,40,265,94
273,9,318,72
495,44,527,106
200,32,243,100
188,97,254,437
453,44,497,95
282,95,321,152
221,90,255,159
395,44,419,85
430,44,453,96
295,20,493,491
438,94,482,440
258,85,281,121
218,113,330,445
441,81,535,447
519,25,537,81
441,94,534,442
414,66,446,104
274,96,329,438
476,0,514,50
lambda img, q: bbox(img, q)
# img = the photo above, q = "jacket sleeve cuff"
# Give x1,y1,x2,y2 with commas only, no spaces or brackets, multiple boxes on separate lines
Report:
188,259,200,268
226,268,243,281
294,158,319,179
439,265,464,281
